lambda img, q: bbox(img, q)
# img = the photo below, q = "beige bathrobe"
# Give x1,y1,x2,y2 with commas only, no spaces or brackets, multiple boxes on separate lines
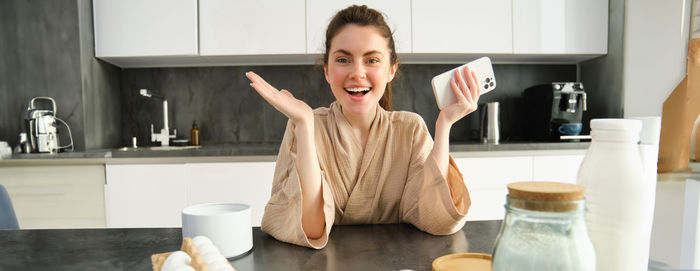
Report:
261,102,470,249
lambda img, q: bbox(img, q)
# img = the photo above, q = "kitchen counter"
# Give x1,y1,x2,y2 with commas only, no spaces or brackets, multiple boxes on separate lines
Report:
0,220,502,271
1,141,589,165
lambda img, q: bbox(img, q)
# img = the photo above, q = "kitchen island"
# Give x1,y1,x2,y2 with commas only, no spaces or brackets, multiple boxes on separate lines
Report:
0,220,502,271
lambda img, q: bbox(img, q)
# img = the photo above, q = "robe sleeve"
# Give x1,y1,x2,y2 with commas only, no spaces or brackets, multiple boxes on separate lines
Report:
260,120,336,249
400,116,471,235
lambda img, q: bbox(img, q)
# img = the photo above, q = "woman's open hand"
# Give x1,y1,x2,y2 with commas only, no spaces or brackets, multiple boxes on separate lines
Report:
246,71,314,125
439,66,483,126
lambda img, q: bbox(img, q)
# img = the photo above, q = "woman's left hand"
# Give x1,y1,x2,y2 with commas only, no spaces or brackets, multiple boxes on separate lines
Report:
439,66,483,125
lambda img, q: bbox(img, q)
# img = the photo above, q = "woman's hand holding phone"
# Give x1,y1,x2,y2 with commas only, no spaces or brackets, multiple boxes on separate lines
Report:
438,66,483,125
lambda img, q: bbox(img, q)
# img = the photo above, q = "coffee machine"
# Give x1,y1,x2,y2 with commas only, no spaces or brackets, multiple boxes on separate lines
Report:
522,82,587,141
24,97,73,153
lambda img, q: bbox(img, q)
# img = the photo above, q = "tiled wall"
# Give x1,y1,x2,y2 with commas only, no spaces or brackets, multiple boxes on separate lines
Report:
120,64,577,147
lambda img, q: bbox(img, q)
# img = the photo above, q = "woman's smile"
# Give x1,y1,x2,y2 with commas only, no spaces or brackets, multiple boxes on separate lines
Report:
344,86,372,101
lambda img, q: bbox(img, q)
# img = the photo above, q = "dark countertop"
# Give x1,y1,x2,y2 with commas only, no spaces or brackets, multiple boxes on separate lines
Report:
5,141,589,161
0,221,502,271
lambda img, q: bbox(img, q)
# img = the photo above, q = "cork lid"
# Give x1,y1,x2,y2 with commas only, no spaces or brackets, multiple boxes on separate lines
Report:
433,253,492,271
507,182,585,212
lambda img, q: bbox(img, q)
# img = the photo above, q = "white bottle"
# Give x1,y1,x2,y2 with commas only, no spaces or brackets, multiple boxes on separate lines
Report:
577,119,655,271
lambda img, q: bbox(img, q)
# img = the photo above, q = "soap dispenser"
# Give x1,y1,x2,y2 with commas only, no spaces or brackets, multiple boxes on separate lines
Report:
190,121,200,146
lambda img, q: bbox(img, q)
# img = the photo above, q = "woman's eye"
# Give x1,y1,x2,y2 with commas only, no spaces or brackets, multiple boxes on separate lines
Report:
368,58,379,64
336,58,349,64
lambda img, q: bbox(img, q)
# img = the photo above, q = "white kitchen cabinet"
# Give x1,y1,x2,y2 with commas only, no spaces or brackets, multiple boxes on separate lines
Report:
454,156,533,221
185,162,275,227
105,164,187,228
199,0,305,55
532,154,585,184
105,162,275,228
454,151,586,221
411,0,513,54
306,0,412,54
512,0,608,54
92,0,198,58
92,0,607,67
0,165,106,229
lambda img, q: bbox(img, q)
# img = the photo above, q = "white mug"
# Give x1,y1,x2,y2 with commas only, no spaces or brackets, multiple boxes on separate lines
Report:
182,203,253,258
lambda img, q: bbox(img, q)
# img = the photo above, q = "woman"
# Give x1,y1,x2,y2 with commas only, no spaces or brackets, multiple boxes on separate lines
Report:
245,5,480,249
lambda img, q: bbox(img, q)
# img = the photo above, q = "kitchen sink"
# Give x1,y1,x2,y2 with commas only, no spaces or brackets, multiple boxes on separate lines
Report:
117,145,202,151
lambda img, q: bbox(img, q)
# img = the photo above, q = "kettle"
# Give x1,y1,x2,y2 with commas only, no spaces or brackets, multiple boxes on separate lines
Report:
480,102,500,144
24,97,73,153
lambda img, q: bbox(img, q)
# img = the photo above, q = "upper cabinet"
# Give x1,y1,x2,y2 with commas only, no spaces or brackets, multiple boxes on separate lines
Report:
513,0,608,54
92,0,608,67
306,0,412,54
199,0,305,55
412,0,513,54
93,0,198,58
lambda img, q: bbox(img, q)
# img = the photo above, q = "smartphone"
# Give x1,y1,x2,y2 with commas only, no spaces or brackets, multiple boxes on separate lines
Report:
431,57,496,110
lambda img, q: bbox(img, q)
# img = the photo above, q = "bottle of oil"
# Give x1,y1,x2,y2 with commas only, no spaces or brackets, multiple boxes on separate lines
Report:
190,121,200,146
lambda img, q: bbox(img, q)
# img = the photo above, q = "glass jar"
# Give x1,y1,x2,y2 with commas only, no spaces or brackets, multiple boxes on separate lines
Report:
492,182,596,271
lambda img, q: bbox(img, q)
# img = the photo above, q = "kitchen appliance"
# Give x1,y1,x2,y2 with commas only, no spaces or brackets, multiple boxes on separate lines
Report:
522,82,587,141
480,102,500,144
24,97,73,153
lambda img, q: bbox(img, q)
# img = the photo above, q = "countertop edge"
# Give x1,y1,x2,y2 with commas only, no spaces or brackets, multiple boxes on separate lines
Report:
0,149,591,166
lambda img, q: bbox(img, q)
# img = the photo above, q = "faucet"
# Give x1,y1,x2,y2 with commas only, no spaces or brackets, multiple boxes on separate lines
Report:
140,89,176,146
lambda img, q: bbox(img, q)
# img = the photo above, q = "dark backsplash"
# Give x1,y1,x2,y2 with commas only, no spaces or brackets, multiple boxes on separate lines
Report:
0,0,121,151
120,64,577,147
0,0,623,151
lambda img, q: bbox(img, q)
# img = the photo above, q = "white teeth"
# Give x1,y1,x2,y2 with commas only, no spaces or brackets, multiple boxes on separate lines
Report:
345,87,370,92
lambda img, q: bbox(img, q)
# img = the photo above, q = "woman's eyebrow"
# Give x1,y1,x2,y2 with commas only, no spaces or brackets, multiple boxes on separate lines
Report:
363,50,383,57
331,49,384,57
332,49,352,56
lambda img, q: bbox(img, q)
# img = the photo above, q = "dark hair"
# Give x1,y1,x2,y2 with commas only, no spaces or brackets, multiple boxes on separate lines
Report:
322,5,399,111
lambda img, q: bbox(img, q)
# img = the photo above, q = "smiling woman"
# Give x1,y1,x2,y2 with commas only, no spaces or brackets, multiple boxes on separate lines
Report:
245,5,483,249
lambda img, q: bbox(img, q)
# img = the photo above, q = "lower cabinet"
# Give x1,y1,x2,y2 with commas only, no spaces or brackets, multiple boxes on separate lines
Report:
454,156,533,221
185,162,274,227
532,155,585,184
105,164,187,228
455,151,585,221
0,164,106,229
104,151,585,228
105,162,274,228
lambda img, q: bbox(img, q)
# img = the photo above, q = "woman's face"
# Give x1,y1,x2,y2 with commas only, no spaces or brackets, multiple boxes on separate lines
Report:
324,24,397,116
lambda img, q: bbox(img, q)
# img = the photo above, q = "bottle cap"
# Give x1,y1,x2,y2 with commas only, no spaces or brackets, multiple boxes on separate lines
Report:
590,119,642,132
590,119,642,142
507,181,585,202
507,181,585,212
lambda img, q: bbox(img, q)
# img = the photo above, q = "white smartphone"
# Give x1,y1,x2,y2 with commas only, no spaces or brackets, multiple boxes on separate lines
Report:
431,57,496,110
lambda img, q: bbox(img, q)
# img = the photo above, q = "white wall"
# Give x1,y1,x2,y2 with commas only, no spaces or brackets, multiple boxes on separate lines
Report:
623,0,691,118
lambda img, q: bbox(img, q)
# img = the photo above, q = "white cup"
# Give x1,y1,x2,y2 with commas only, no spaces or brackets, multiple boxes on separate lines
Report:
182,203,253,258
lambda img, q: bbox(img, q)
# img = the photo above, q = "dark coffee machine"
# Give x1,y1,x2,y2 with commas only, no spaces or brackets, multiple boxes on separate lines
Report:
522,82,587,141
